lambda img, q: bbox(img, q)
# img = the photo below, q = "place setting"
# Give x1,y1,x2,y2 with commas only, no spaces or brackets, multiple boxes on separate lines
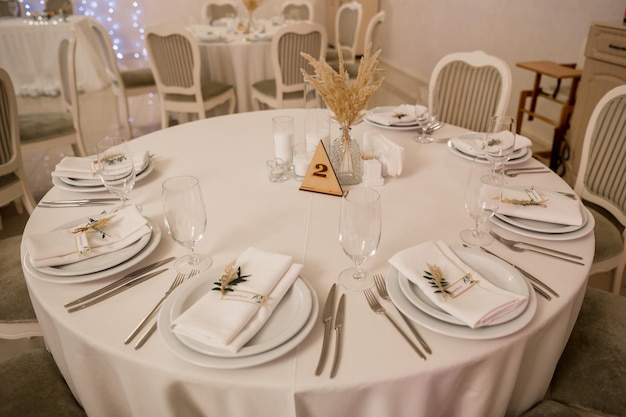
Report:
50,136,154,194
157,247,318,369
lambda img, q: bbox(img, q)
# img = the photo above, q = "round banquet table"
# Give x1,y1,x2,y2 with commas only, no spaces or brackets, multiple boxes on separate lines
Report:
21,109,594,417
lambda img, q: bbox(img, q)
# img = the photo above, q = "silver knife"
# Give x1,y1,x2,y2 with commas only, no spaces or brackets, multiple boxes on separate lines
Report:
478,246,559,298
315,283,337,376
330,294,345,379
64,257,175,308
66,269,168,312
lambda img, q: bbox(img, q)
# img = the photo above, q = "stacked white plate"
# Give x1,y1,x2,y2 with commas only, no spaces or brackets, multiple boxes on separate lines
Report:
490,188,595,241
158,269,318,369
364,106,422,131
23,219,161,284
386,246,537,340
52,159,154,193
447,133,532,165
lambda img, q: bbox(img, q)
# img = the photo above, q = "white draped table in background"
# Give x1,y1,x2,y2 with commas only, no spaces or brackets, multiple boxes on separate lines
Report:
0,15,107,96
189,20,286,112
22,109,594,417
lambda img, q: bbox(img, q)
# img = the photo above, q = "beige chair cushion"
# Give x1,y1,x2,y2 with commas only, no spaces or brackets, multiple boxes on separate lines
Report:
0,348,87,417
549,286,626,416
120,67,156,89
18,113,75,143
519,400,580,417
587,204,625,263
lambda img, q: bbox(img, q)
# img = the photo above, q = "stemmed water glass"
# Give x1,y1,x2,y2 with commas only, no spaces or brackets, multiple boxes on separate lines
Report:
413,85,438,143
338,187,382,291
162,176,213,274
484,115,516,180
460,159,503,246
96,136,136,207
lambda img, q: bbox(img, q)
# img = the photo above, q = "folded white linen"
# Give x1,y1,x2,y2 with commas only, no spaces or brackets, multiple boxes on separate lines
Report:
362,131,405,177
389,241,528,328
170,247,303,353
24,205,150,268
450,133,532,156
51,151,150,180
497,186,583,226
367,104,423,126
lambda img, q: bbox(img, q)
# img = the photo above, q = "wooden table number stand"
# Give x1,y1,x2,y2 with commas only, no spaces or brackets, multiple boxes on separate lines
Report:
299,141,344,196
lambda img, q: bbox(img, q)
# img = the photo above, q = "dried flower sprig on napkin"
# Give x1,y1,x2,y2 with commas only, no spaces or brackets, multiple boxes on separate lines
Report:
213,260,251,295
424,263,451,299
71,215,114,238
300,44,384,129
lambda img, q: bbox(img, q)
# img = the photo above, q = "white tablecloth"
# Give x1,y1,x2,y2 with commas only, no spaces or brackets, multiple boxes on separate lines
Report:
0,15,107,96
190,21,281,112
22,109,594,417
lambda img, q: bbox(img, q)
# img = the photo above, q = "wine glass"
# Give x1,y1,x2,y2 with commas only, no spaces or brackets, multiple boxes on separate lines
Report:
96,136,136,207
338,187,382,291
162,175,213,274
484,115,516,180
413,85,438,144
460,159,503,246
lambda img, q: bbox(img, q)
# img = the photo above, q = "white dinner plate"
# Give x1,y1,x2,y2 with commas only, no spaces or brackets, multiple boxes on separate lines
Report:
387,248,537,340
158,277,319,369
398,246,529,326
52,159,154,193
58,157,151,187
447,138,532,165
24,221,161,284
170,271,313,358
364,106,421,131
490,205,595,241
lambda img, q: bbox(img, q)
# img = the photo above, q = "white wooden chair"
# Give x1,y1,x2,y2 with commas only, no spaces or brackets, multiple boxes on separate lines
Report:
201,0,238,24
280,0,313,21
338,10,385,78
145,25,236,129
44,0,74,15
0,68,36,228
430,50,512,132
573,85,626,294
325,2,362,66
87,19,156,138
19,35,87,157
251,22,326,110
0,0,23,17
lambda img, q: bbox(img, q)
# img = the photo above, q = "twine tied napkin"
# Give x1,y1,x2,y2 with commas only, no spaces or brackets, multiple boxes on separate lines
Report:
51,151,150,180
367,104,422,126
450,133,532,157
24,205,150,268
498,187,583,226
170,247,303,353
389,241,528,328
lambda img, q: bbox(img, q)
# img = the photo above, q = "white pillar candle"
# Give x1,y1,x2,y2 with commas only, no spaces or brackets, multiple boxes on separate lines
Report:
274,133,293,163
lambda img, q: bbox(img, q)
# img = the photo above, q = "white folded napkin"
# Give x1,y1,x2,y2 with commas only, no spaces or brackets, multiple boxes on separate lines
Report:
170,247,303,353
389,241,528,328
367,104,422,126
497,186,583,226
450,133,532,156
24,205,150,268
362,131,405,177
51,151,150,180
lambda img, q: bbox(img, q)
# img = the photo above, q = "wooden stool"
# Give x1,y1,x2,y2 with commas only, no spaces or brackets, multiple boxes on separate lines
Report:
516,61,582,173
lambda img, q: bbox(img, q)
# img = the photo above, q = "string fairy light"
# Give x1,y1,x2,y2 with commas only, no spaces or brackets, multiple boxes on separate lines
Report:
18,0,147,64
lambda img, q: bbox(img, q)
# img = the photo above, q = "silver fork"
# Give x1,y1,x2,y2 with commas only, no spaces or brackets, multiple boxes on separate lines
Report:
363,288,426,360
373,275,431,355
132,269,200,349
125,272,187,345
489,230,584,265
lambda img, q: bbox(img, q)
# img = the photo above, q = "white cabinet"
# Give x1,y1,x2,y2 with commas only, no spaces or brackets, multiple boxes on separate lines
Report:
565,21,626,186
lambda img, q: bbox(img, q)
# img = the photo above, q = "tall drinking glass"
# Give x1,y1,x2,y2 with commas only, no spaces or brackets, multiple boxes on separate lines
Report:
413,85,439,143
338,187,382,291
162,176,213,273
460,159,502,246
484,115,516,180
96,136,136,207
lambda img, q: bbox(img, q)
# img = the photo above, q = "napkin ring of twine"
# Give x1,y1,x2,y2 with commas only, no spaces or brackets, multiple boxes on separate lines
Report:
71,215,115,256
501,186,548,208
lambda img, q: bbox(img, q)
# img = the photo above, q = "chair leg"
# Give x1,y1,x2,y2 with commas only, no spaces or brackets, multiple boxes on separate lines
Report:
611,264,624,294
